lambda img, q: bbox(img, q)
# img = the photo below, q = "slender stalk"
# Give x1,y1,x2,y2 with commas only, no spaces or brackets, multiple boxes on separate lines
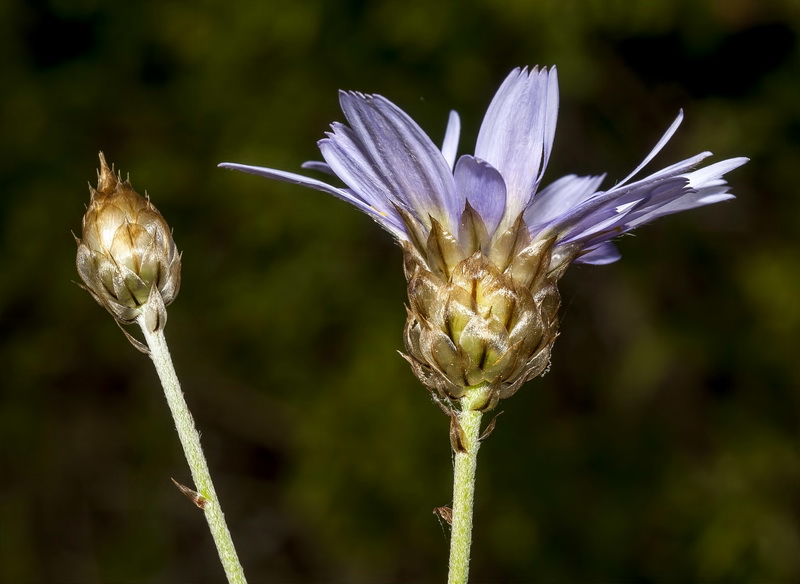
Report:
138,317,247,584
447,392,485,584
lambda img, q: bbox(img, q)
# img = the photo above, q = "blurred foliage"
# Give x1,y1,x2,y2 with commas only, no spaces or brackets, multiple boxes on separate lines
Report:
1,0,798,582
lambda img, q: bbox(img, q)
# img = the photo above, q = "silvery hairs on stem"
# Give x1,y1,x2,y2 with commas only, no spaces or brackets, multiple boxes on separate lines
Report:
76,152,181,348
219,66,748,413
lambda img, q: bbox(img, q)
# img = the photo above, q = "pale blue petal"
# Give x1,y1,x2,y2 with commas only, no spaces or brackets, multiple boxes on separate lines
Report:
319,123,408,219
475,67,559,223
630,152,713,183
615,111,684,188
542,67,559,179
548,155,746,249
684,157,749,188
566,158,742,258
525,173,606,225
301,160,335,175
536,151,716,243
338,92,462,232
624,157,748,228
218,162,408,239
441,110,461,170
625,190,735,229
574,242,621,265
558,176,692,245
454,155,507,236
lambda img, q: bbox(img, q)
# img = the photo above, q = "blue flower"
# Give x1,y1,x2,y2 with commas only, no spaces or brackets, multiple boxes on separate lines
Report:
220,67,747,406
220,66,747,267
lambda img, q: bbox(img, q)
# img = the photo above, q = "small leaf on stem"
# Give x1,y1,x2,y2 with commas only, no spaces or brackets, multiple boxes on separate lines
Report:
171,477,209,509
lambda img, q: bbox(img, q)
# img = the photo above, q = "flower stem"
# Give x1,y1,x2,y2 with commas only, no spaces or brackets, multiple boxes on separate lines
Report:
138,318,247,584
447,392,485,584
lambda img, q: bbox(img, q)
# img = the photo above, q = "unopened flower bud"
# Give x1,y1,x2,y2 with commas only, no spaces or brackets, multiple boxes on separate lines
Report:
76,153,181,333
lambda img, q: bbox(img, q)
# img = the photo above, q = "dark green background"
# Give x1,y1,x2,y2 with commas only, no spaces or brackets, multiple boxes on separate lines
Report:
1,0,797,582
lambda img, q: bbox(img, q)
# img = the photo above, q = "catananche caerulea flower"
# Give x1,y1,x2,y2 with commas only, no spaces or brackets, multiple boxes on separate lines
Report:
220,67,746,410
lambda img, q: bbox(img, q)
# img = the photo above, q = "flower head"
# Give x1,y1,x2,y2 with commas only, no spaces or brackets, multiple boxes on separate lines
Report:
220,67,746,409
76,153,181,334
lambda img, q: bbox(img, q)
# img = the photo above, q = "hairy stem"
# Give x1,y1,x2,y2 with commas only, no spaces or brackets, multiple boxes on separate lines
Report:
138,318,247,584
447,391,485,584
